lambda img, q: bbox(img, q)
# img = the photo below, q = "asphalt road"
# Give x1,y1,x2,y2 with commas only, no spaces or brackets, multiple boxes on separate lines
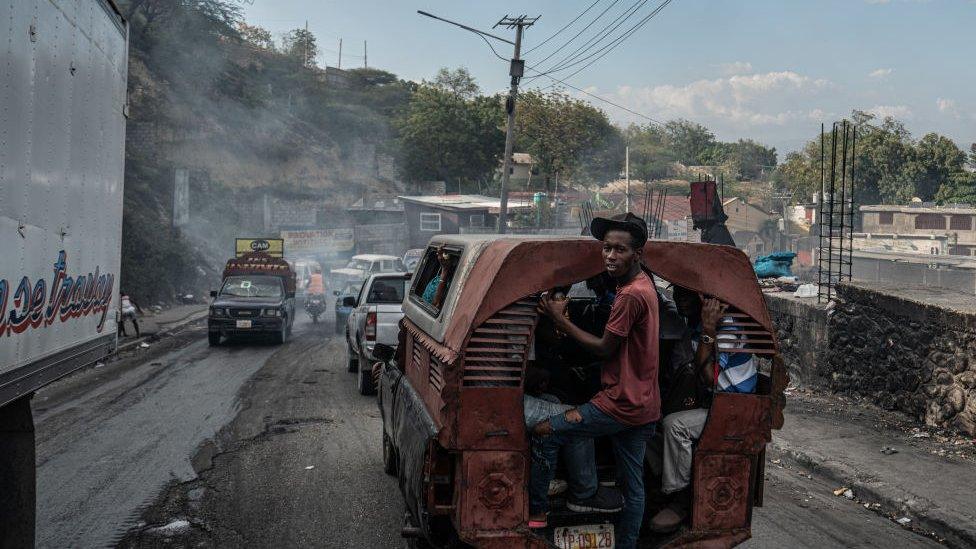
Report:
31,310,940,548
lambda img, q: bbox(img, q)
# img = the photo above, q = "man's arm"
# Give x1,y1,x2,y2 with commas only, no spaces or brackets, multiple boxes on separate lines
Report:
538,294,624,359
695,298,727,388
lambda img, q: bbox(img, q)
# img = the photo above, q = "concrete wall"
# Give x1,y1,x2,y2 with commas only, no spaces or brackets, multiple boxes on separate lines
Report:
765,283,976,436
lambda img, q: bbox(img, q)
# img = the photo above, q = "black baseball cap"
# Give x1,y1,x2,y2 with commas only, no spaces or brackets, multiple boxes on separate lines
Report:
591,212,648,248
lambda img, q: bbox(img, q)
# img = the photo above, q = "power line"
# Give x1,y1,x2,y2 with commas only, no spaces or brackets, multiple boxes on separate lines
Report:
530,0,650,79
525,66,666,127
540,0,675,82
523,0,603,55
528,0,623,69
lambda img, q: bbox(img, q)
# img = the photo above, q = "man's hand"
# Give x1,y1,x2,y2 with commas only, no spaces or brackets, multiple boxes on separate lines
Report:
371,362,383,386
538,293,569,328
701,297,728,337
436,245,452,271
564,408,582,424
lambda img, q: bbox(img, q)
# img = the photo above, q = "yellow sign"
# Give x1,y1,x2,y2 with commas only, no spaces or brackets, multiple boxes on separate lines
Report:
235,238,284,258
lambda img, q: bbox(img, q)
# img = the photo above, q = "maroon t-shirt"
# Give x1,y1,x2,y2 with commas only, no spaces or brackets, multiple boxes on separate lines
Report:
590,271,661,426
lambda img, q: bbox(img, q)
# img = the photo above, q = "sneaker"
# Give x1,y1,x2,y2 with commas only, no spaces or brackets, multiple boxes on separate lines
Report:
650,504,687,533
567,486,624,513
548,479,568,496
528,512,548,529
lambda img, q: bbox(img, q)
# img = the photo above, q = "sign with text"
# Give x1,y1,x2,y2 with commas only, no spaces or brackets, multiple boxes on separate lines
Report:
280,229,355,256
235,238,284,258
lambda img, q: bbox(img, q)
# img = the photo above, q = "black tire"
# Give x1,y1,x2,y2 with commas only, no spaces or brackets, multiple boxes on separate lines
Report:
358,358,376,396
382,432,397,476
347,339,359,373
208,331,221,346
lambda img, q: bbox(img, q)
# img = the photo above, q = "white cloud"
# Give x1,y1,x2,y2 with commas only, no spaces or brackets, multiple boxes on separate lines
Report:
937,97,960,117
718,61,753,76
602,71,830,128
868,68,893,78
867,105,912,119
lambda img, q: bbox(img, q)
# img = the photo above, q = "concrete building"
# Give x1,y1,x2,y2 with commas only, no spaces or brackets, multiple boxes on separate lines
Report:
398,194,533,249
861,204,976,256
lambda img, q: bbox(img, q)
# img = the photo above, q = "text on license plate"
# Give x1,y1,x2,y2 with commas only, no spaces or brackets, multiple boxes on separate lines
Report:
554,524,614,549
236,320,252,328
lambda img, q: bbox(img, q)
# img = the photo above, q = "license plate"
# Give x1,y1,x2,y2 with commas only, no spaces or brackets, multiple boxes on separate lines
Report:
554,524,615,549
236,320,252,328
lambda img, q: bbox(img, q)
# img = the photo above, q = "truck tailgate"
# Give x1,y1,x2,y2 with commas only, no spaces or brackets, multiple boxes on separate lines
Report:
374,305,405,346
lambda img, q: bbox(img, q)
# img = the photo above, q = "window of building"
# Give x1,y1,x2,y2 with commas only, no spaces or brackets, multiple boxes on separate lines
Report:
949,245,969,256
469,214,485,227
914,214,946,230
950,215,973,231
878,212,894,225
420,213,441,232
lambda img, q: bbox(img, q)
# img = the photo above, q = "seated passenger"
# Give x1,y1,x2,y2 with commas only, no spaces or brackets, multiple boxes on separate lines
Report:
422,245,455,309
649,286,757,533
523,366,620,515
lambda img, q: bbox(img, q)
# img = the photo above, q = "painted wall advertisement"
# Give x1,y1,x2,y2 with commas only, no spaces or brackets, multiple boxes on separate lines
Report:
280,229,355,256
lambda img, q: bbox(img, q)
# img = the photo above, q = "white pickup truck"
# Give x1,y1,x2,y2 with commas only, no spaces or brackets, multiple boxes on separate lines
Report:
343,272,409,395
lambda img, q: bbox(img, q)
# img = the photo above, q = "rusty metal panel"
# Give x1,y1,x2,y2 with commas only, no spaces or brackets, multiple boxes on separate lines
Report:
697,394,771,454
458,451,527,534
691,453,752,532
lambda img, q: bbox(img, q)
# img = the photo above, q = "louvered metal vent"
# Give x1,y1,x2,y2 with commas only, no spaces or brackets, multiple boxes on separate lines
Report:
462,299,538,388
429,356,444,393
716,308,776,355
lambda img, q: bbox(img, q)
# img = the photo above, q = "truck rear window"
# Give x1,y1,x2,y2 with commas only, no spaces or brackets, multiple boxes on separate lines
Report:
367,279,406,303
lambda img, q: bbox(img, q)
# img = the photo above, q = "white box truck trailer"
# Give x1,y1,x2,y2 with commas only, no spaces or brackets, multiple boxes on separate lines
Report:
0,0,128,544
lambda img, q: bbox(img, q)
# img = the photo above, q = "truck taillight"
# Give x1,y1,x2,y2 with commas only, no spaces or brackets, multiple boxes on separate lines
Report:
365,311,377,341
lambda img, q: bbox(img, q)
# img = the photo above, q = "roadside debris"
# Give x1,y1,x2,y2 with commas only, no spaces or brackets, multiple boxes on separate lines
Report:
94,362,104,369
304,465,315,470
139,342,150,349
896,517,912,526
880,446,899,455
832,487,855,499
147,519,190,536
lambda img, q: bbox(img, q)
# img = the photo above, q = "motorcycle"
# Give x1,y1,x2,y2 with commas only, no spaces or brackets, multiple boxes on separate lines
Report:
305,294,326,323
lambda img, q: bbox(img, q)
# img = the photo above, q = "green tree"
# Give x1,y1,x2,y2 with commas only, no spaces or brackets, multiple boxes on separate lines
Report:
237,22,274,50
282,28,318,67
624,124,677,181
515,90,617,191
913,133,966,200
936,172,976,206
432,67,480,100
395,85,505,186
664,119,717,165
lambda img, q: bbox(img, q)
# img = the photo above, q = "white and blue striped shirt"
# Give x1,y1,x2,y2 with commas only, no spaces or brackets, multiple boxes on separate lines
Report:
692,317,757,394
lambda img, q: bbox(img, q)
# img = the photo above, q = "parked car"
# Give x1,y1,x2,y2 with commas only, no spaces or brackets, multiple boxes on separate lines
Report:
334,282,363,334
344,272,410,395
329,254,406,289
373,235,787,548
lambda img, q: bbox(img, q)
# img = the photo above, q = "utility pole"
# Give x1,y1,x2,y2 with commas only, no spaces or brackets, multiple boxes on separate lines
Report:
364,40,367,68
338,38,343,69
303,20,309,68
414,11,536,233
495,15,537,234
625,146,630,213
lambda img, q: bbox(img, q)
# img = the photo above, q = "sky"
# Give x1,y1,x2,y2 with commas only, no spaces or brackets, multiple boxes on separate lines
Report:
239,0,976,156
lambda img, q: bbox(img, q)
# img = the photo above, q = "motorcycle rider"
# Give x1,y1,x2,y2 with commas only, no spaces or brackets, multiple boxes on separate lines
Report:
305,266,326,319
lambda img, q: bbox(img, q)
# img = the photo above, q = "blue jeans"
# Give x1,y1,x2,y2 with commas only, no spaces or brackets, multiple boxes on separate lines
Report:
530,403,656,549
525,395,598,504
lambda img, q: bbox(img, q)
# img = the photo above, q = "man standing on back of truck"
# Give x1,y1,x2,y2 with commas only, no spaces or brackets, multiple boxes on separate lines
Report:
532,212,660,549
